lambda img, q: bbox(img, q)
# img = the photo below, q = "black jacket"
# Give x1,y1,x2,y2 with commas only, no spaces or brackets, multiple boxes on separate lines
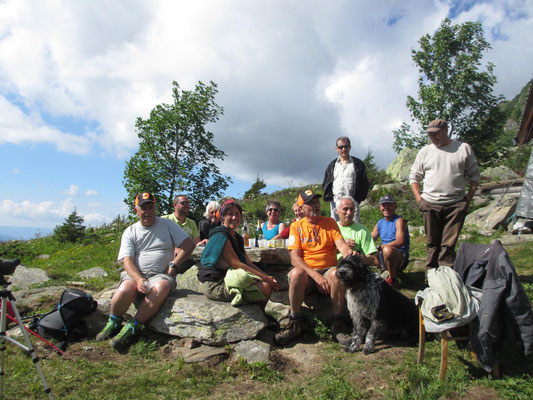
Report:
453,240,533,372
322,156,369,203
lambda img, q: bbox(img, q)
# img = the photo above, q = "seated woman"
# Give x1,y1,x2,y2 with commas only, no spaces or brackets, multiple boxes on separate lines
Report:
197,200,221,245
261,200,287,240
280,199,304,239
197,199,279,308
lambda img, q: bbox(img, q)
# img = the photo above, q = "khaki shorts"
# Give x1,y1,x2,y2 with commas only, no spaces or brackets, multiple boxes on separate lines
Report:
120,270,176,291
288,266,336,294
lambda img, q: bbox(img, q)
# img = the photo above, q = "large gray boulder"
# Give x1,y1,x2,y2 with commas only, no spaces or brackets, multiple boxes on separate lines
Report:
465,194,517,231
480,165,519,181
149,292,267,345
385,148,418,183
9,265,50,290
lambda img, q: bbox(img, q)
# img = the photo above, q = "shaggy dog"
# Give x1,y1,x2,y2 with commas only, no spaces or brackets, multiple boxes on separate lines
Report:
336,255,418,354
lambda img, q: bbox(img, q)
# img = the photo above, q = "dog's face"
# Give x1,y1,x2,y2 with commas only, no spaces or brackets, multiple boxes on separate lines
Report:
336,255,369,289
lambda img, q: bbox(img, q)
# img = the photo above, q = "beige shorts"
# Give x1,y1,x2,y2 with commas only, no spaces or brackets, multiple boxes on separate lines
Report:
120,270,176,291
288,266,336,294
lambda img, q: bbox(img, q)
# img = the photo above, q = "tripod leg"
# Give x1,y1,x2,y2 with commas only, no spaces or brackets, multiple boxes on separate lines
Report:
1,297,53,399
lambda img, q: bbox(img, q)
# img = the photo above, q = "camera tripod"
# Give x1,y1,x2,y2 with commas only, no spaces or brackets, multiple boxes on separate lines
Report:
0,278,53,399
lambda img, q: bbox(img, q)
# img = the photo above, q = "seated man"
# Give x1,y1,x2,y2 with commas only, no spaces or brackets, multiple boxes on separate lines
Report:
280,199,305,239
96,192,194,349
371,195,410,287
335,196,378,266
275,189,355,346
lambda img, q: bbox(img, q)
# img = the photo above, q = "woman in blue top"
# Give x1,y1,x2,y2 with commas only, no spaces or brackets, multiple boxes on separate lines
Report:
261,200,286,240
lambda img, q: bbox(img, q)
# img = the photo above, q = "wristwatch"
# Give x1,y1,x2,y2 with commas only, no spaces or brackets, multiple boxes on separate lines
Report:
169,261,177,270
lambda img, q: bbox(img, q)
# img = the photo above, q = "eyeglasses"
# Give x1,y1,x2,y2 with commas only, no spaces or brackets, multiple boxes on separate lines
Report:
267,208,279,213
177,201,190,205
312,225,321,245
337,145,350,150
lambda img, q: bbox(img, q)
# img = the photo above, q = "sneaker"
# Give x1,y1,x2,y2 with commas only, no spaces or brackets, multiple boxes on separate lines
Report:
96,318,122,341
331,317,351,347
110,321,139,349
274,318,302,345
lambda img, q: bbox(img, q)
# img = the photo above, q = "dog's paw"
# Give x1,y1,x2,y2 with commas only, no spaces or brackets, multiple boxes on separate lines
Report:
346,340,361,353
362,342,375,355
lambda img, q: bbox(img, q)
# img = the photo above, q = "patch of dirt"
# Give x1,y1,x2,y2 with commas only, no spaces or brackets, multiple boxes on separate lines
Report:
442,385,502,400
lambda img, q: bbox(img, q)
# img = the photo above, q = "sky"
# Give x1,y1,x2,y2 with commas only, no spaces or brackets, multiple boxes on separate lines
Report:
1,0,532,229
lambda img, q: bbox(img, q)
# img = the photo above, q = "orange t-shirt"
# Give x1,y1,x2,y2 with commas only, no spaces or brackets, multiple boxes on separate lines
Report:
288,216,342,269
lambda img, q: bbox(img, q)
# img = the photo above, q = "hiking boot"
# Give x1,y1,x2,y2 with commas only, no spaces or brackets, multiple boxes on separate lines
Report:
96,318,122,341
331,317,351,347
110,321,139,349
274,318,302,345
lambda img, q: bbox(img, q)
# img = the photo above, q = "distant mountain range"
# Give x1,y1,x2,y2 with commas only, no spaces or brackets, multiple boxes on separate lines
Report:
0,226,53,242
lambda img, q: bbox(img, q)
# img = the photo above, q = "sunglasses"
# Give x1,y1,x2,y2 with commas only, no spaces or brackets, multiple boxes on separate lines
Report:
337,145,350,150
177,201,190,205
268,208,280,212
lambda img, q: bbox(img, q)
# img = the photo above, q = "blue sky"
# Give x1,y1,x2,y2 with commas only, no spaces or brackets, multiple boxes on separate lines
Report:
1,0,532,229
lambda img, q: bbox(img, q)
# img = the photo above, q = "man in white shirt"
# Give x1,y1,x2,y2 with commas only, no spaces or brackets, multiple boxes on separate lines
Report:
410,119,480,271
322,136,369,222
96,192,195,349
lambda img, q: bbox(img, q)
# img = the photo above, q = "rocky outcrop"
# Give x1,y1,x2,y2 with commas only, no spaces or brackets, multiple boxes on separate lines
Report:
385,148,418,183
10,265,50,290
465,195,518,230
480,165,519,181
76,267,108,279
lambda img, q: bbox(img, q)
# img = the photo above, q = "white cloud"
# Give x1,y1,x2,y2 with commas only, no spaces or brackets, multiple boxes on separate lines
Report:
62,185,79,196
0,198,74,222
82,212,111,227
11,168,19,175
85,189,98,197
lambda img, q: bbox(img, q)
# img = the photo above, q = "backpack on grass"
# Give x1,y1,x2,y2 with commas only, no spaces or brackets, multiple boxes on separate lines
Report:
31,289,97,347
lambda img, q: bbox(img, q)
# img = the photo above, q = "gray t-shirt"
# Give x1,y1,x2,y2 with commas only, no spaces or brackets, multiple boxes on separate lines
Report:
117,217,189,273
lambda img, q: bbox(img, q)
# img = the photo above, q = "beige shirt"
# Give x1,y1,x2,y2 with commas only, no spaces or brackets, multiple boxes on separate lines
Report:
332,157,356,201
409,140,480,205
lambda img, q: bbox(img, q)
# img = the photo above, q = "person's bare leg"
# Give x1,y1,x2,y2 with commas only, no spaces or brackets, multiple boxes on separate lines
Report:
133,280,171,324
327,267,345,314
288,267,308,314
254,281,272,309
110,280,138,317
382,245,403,280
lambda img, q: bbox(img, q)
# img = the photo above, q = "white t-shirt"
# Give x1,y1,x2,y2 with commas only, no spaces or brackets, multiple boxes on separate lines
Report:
117,217,189,273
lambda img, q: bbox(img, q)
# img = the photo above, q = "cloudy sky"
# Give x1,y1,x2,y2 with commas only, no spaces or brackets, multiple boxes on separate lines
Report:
1,0,532,229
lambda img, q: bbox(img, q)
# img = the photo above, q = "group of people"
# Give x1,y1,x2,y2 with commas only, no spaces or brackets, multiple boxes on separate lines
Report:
97,118,479,349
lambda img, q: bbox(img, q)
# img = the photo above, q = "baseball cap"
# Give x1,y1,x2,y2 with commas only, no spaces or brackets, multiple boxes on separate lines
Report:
379,195,396,204
135,192,156,207
297,189,322,206
426,119,448,133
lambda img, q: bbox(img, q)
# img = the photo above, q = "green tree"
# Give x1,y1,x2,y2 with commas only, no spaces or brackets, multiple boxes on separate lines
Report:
362,150,389,188
123,81,231,220
393,18,506,162
243,175,267,199
53,209,86,243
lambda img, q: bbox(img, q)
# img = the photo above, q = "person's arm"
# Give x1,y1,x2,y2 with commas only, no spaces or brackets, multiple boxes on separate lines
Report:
410,182,422,204
222,241,278,291
466,181,478,204
123,256,148,294
271,222,287,240
167,237,195,276
290,248,330,295
371,223,379,241
192,236,201,246
336,237,376,266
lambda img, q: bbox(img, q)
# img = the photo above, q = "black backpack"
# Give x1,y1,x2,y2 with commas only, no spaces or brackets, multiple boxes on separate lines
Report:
32,289,98,346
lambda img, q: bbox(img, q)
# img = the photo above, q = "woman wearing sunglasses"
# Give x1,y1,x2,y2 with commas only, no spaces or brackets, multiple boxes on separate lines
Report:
261,200,286,240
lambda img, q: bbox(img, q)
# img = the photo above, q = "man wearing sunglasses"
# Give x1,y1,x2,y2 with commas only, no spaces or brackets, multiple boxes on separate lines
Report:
322,136,369,223
275,189,356,346
162,195,200,246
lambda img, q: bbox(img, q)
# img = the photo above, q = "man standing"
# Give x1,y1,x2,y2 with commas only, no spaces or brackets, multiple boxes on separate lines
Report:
335,196,378,267
322,136,369,222
162,195,201,245
371,195,409,287
275,189,355,346
96,193,195,349
410,119,480,271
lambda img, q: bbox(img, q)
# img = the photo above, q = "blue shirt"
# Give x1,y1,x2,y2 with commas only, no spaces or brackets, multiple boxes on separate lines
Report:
377,215,409,258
